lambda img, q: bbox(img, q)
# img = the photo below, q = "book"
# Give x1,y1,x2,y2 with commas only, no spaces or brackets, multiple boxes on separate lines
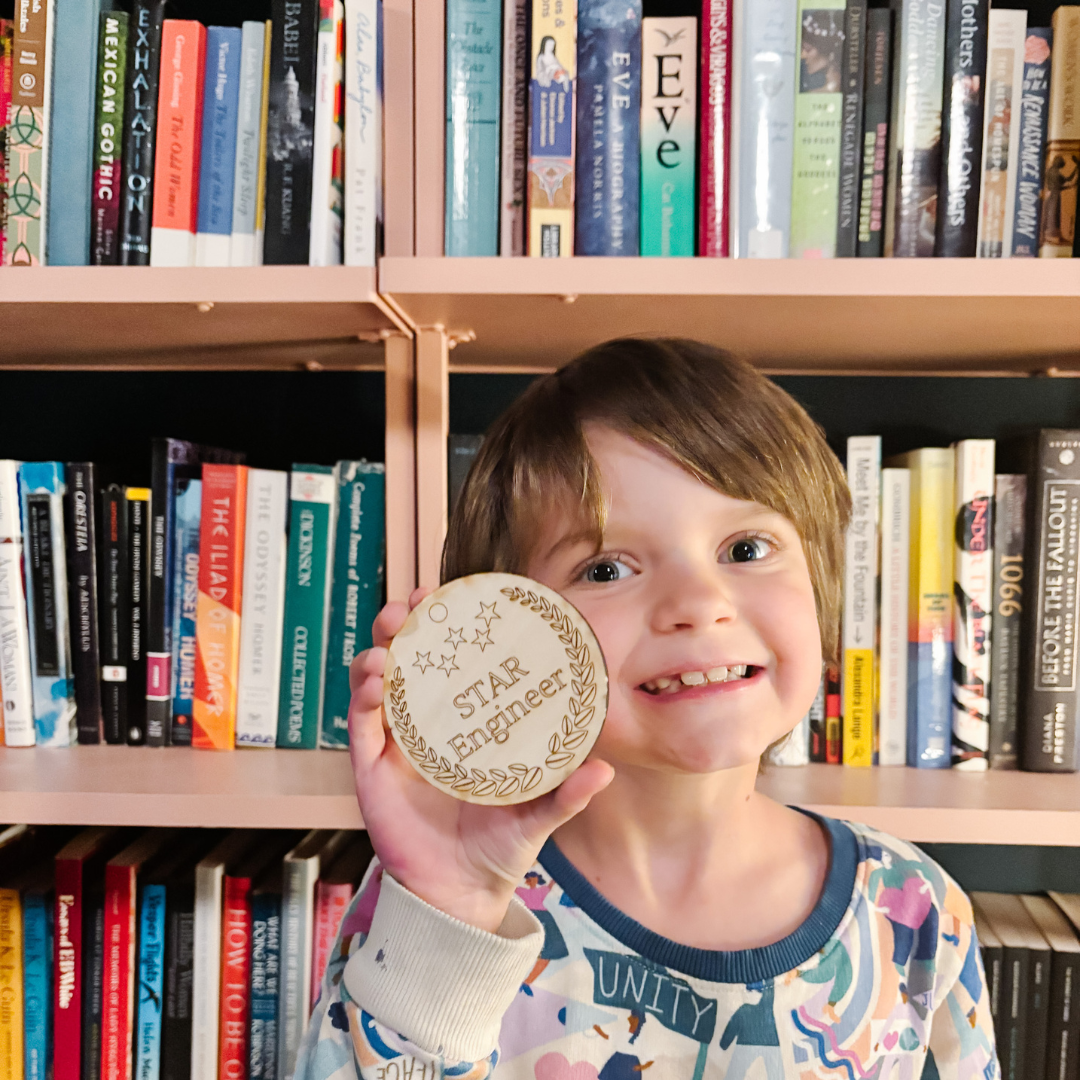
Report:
133,878,166,1080
23,884,51,1080
118,0,167,265
807,673,826,762
98,485,130,746
90,12,129,266
264,0,320,264
886,447,954,768
236,469,289,748
972,898,1003,1037
641,5,696,257
322,462,385,748
81,898,106,1080
149,20,207,266
218,866,254,1080
0,461,34,748
160,844,202,1080
1011,29,1053,258
343,0,380,266
790,0,844,259
935,0,988,257
3,0,53,264
126,487,150,746
310,834,372,1007
878,467,909,766
1020,431,1080,772
255,21,272,262
1026,894,1080,1080
0,22,12,264
697,0,732,257
499,0,529,255
842,436,880,767
169,478,201,747
951,439,995,770
193,465,249,750
856,8,891,257
884,0,946,257
63,462,103,745
573,0,642,257
19,462,76,747
231,22,269,266
0,885,23,1079
1039,7,1080,258
990,474,1025,769
527,0,577,256
976,9,1026,259
835,0,867,257
824,661,840,762
248,874,281,1080
310,0,345,266
277,466,337,749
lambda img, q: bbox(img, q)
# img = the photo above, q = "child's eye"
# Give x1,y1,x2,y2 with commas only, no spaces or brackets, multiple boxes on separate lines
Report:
723,535,775,563
583,559,633,583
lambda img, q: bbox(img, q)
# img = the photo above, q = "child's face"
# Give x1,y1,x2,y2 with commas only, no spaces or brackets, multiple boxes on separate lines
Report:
526,427,823,775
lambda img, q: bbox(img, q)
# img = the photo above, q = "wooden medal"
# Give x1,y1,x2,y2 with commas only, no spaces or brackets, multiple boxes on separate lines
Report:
384,573,608,805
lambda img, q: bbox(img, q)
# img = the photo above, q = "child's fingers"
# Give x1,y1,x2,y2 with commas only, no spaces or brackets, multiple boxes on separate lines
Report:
372,602,410,649
408,585,434,610
349,645,387,693
516,759,615,841
348,683,388,778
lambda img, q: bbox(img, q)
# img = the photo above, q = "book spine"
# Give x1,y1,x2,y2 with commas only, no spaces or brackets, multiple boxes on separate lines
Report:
573,0,641,256
248,895,280,1080
1000,944,1030,1080
91,13,130,266
1027,947,1051,1080
1047,945,1080,1080
856,9,891,257
0,461,35,747
100,865,136,1080
807,673,826,762
790,0,845,258
133,884,165,1080
878,467,910,765
1021,431,1080,771
193,465,249,750
884,0,946,257
842,436,880,766
98,485,129,746
169,478,201,747
0,23,12,265
1010,29,1052,257
343,0,380,267
976,9,1027,258
989,474,1025,768
255,21,272,263
0,890,23,1080
277,467,336,749
835,0,867,257
310,882,351,1009
126,488,150,746
310,0,345,267
160,888,194,1080
191,866,223,1080
526,0,577,257
824,661,841,762
698,0,732,257
23,892,50,1080
935,0,988,256
1039,8,1080,258
265,0,319,264
219,878,253,1080
276,860,314,1080
195,26,242,267
64,463,103,744
230,22,267,266
80,900,105,1080
149,20,206,266
118,0,167,265
53,862,84,1080
499,0,528,255
321,463,384,748
236,470,289,747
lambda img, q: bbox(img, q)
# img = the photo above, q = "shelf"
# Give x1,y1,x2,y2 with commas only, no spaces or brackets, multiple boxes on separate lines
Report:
379,257,1080,374
0,266,408,369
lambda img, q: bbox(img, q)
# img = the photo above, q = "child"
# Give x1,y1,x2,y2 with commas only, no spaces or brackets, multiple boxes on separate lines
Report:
297,339,998,1080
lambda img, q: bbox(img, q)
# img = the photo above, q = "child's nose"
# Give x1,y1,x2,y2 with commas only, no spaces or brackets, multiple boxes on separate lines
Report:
648,563,738,632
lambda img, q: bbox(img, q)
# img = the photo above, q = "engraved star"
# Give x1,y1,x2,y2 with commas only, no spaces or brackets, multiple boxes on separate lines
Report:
413,651,434,675
471,627,494,652
444,627,466,650
436,653,460,678
476,601,501,627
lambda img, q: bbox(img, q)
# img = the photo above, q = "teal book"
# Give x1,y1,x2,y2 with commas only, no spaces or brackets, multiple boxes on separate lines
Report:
134,883,166,1080
24,889,51,1080
277,466,337,749
321,461,385,749
640,12,697,256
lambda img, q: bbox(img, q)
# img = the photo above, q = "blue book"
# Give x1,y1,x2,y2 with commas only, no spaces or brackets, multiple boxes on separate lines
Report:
444,0,502,255
195,26,243,266
23,890,52,1080
134,883,166,1080
170,477,202,746
1011,27,1053,257
574,0,642,254
248,892,282,1080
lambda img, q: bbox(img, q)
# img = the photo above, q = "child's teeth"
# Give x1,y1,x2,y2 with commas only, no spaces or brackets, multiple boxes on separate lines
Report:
655,677,671,689
680,671,706,686
731,665,748,678
706,666,728,683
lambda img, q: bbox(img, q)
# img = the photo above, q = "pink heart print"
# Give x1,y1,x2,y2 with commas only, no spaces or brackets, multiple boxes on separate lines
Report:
883,1032,899,1050
534,1052,601,1080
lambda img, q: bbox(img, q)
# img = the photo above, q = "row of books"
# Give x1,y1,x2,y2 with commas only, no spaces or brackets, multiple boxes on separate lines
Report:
0,823,371,1080
0,447,385,750
0,0,381,268
448,0,1080,259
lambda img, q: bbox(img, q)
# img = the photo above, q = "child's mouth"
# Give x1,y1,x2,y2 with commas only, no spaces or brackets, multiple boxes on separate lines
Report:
639,665,759,695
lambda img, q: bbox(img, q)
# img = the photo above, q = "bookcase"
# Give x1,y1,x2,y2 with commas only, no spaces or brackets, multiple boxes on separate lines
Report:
3,0,1080,851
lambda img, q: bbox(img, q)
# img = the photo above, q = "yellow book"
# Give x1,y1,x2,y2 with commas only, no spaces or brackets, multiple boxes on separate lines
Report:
1039,6,1080,257
0,888,23,1080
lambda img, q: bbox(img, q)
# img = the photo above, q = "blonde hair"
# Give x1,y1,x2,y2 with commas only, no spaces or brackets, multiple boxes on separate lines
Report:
443,338,851,663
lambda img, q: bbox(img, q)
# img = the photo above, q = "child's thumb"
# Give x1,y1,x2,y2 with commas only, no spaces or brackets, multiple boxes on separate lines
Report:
519,759,615,840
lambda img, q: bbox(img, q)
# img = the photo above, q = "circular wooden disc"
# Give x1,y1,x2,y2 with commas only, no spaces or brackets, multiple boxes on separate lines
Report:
384,573,608,805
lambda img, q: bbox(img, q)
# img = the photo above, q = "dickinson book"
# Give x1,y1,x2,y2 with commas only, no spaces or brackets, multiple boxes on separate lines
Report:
990,474,1025,768
1010,28,1052,257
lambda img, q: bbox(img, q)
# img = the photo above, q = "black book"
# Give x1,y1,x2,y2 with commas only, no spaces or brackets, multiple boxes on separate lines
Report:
25,492,61,679
856,8,891,258
81,896,106,1080
264,0,320,263
64,463,103,745
973,900,1003,1030
161,880,196,1080
835,0,867,257
98,484,130,745
935,0,989,256
118,0,167,265
127,488,149,745
1030,895,1080,1080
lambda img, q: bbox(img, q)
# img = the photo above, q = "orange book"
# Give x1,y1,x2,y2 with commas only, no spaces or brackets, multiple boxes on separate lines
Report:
193,465,248,749
150,20,206,266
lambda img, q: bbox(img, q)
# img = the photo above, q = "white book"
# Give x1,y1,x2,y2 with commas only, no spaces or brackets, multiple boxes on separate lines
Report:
236,469,289,747
149,228,196,267
951,439,995,770
878,468,910,766
0,461,34,746
255,20,272,263
343,0,381,267
230,21,268,266
310,0,345,265
499,0,529,255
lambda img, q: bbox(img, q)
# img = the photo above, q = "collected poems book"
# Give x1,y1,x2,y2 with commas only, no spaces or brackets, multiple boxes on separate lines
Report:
0,460,35,747
878,467,910,766
990,474,1025,768
1011,28,1052,257
1039,7,1080,257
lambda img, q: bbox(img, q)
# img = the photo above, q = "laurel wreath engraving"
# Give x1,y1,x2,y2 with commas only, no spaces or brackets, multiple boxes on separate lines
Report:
388,588,598,800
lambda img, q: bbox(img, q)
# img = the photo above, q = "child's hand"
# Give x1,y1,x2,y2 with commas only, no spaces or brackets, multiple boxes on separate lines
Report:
349,588,614,934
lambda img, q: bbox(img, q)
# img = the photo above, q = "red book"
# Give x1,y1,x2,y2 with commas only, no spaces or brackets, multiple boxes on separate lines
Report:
697,0,733,257
825,662,842,765
218,874,253,1080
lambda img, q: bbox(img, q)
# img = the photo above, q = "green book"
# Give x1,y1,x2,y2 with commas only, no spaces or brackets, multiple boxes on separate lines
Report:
789,0,845,257
276,465,337,749
320,461,385,749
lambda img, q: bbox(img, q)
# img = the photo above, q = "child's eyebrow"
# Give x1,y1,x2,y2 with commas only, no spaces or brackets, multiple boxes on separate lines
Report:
541,527,601,562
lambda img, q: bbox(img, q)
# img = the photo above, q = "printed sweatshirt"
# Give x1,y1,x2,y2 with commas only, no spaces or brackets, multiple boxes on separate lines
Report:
295,814,999,1080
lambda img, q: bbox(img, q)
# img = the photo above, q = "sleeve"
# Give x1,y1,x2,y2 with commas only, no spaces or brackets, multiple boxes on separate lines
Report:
294,861,545,1080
